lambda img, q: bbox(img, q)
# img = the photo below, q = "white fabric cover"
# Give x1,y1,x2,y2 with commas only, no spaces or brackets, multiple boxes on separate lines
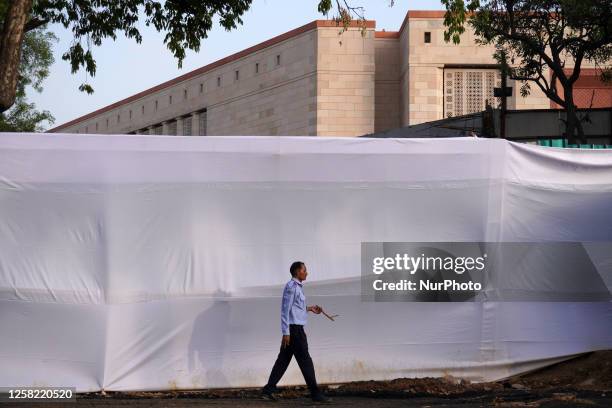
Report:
0,133,611,392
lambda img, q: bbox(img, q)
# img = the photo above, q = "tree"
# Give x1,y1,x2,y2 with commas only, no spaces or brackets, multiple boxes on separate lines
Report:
0,98,54,132
0,0,366,116
0,3,56,131
442,0,612,143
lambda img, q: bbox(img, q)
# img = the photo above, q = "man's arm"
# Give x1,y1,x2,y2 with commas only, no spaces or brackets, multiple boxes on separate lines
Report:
280,282,296,338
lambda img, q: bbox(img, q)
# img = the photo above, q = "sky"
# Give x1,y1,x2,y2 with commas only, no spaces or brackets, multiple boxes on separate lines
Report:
30,0,444,129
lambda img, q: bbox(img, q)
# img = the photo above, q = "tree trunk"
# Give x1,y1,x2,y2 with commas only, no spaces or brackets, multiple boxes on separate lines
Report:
576,114,587,144
0,0,33,113
563,85,581,145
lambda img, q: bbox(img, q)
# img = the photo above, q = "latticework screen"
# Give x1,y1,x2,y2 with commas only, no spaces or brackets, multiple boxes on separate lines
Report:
445,69,502,117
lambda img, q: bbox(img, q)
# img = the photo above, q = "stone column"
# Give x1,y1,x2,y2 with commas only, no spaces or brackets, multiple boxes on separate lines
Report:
176,117,184,136
162,121,170,135
191,112,200,136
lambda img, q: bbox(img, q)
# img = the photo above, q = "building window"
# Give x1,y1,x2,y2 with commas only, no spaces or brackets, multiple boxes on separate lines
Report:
183,89,188,99
217,76,221,87
117,114,120,123
129,110,132,120
200,83,204,93
183,115,192,136
199,109,207,136
155,100,158,111
106,118,109,128
235,70,239,81
141,105,145,115
95,123,99,131
168,120,177,136
424,32,431,43
169,95,173,105
255,62,259,74
276,54,281,66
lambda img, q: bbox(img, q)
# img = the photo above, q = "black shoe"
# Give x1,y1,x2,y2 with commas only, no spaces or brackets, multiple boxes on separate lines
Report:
261,385,278,400
263,385,281,393
311,392,331,403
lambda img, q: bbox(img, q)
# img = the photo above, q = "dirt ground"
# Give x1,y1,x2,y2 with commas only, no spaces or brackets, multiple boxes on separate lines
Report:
10,351,612,408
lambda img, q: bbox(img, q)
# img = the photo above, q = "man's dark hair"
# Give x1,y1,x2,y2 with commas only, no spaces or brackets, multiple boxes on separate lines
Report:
290,261,305,277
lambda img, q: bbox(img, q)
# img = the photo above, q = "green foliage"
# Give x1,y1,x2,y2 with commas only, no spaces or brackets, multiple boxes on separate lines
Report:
318,0,333,15
0,2,57,131
28,0,257,93
0,98,54,132
0,1,8,19
441,0,478,44
18,29,57,98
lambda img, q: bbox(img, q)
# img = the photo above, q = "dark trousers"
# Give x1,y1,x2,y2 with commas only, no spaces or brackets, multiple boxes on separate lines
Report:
265,324,319,394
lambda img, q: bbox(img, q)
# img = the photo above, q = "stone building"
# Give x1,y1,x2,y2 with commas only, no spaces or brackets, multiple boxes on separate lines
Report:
49,10,610,136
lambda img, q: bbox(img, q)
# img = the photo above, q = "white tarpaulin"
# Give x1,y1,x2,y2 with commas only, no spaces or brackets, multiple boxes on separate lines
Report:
0,133,611,392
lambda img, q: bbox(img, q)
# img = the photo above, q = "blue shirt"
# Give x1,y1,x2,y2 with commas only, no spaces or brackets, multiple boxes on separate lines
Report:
280,278,307,335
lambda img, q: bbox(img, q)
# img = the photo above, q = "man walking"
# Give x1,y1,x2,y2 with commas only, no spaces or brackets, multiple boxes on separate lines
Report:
262,261,330,402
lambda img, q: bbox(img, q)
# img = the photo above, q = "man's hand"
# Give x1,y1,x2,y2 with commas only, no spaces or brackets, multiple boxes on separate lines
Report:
308,305,322,314
281,335,290,348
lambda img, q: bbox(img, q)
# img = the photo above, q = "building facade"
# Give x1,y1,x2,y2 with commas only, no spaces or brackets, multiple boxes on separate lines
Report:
49,10,610,136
